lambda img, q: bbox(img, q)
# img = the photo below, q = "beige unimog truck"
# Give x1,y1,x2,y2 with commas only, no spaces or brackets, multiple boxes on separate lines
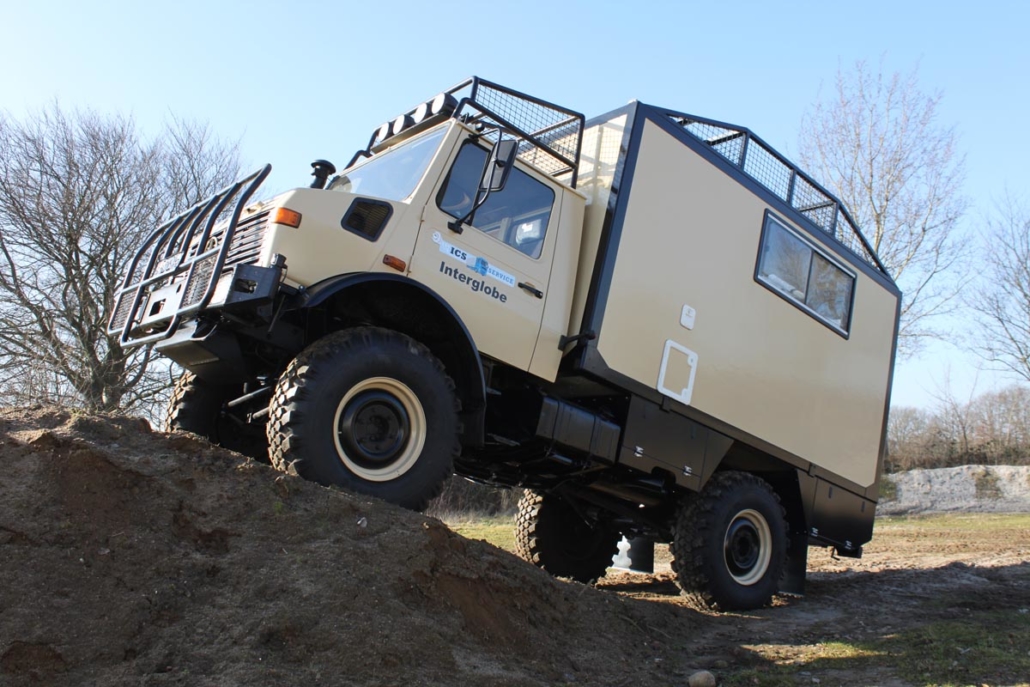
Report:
110,77,900,610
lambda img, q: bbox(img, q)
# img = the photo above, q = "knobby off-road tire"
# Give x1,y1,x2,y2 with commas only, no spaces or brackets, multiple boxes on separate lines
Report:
671,471,788,610
514,490,620,583
266,327,460,511
164,372,269,462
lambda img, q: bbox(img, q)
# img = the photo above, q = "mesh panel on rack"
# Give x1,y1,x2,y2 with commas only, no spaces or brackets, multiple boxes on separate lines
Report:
742,141,792,202
667,112,886,275
710,134,745,166
676,118,729,143
513,122,582,176
791,176,836,234
835,210,880,269
471,82,581,177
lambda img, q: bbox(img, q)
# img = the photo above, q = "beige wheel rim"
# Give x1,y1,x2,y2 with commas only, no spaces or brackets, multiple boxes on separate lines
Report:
332,377,426,482
723,509,773,586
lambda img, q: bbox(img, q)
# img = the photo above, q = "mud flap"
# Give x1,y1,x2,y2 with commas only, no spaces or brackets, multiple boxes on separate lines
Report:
779,529,808,596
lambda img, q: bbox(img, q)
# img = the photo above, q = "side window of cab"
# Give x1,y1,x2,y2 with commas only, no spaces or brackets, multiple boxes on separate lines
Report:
437,141,555,259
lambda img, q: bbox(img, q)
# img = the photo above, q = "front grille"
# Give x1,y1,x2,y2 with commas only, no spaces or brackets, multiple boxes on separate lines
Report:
225,210,270,266
182,210,269,307
183,255,217,308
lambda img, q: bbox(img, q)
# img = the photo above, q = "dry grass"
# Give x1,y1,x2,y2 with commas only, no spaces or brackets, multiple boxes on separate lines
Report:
444,514,515,551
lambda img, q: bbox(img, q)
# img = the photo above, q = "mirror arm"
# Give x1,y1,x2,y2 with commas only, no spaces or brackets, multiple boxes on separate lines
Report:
448,188,490,234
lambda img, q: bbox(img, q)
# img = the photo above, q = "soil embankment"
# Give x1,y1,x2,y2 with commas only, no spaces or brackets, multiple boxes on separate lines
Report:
2,407,1028,686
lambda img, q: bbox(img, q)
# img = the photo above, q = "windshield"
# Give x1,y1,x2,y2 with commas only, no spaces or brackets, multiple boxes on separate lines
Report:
331,126,447,202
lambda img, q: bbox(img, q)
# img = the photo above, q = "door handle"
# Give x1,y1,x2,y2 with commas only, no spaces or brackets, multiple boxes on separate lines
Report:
518,282,543,299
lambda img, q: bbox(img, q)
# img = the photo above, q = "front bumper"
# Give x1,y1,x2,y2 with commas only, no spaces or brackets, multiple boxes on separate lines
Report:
107,165,272,348
152,262,303,383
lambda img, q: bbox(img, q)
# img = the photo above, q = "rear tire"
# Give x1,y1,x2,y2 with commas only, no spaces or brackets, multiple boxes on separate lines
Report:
164,372,269,462
266,327,459,511
671,471,788,610
514,490,620,583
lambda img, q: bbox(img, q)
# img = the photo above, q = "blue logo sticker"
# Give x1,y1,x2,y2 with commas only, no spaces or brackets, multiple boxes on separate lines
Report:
473,257,489,276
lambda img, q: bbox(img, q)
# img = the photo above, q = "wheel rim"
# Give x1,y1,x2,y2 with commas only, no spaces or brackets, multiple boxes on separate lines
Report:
723,508,773,586
332,377,426,482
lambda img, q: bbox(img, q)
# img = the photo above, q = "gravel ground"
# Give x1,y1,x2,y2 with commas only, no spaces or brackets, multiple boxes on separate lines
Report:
878,464,1030,515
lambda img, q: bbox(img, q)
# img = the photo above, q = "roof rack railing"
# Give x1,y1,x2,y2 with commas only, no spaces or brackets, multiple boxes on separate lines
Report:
665,110,889,277
349,77,585,188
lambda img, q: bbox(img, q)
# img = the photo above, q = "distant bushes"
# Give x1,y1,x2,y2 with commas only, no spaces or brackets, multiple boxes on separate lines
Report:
888,385,1030,473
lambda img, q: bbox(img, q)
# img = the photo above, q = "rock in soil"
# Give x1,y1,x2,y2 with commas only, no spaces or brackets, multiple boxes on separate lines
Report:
688,669,717,687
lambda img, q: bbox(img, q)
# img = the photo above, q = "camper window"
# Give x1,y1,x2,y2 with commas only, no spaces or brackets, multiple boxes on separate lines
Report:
757,214,855,334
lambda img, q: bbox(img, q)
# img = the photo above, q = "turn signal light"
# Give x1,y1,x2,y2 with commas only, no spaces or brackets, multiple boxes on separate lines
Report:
382,255,406,272
270,207,302,228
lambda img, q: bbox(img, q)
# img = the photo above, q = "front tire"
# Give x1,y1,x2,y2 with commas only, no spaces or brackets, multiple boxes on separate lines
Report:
671,471,788,610
514,491,620,583
266,327,459,511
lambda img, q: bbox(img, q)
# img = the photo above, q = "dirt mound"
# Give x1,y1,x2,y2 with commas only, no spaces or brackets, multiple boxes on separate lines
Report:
0,407,699,686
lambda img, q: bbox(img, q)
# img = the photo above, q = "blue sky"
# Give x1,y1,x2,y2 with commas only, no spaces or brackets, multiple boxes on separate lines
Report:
3,0,1028,409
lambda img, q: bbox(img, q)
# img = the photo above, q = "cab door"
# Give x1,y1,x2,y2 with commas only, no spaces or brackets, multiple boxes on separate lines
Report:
410,137,560,371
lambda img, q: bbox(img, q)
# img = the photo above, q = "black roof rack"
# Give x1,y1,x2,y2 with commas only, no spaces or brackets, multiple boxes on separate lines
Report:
349,77,585,188
664,109,888,276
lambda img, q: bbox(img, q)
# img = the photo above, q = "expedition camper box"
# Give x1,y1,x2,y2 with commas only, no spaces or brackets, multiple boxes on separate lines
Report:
110,78,900,610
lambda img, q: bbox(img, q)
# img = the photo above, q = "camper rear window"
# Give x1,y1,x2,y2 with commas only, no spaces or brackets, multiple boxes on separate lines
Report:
756,214,855,335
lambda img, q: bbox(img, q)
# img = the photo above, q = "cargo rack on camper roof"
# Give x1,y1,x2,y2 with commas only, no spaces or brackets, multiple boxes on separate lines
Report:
351,77,586,188
663,109,889,277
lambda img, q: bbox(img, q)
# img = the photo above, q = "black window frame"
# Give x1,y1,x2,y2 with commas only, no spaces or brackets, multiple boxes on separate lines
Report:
435,139,556,260
340,198,393,242
755,211,857,338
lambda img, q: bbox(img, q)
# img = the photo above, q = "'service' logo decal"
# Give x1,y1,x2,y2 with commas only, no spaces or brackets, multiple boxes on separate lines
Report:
433,232,516,288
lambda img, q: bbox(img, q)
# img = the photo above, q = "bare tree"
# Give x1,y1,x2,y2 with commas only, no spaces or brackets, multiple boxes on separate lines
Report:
886,405,933,471
967,385,1030,461
888,379,1030,471
968,195,1030,382
0,104,240,414
800,60,967,355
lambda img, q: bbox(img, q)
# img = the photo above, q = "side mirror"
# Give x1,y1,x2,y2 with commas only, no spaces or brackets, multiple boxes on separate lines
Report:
448,134,519,234
480,137,518,192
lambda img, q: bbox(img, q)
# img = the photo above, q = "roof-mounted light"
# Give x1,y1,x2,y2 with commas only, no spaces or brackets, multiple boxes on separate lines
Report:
372,122,391,146
430,92,458,118
391,114,413,136
368,92,460,154
413,93,458,124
